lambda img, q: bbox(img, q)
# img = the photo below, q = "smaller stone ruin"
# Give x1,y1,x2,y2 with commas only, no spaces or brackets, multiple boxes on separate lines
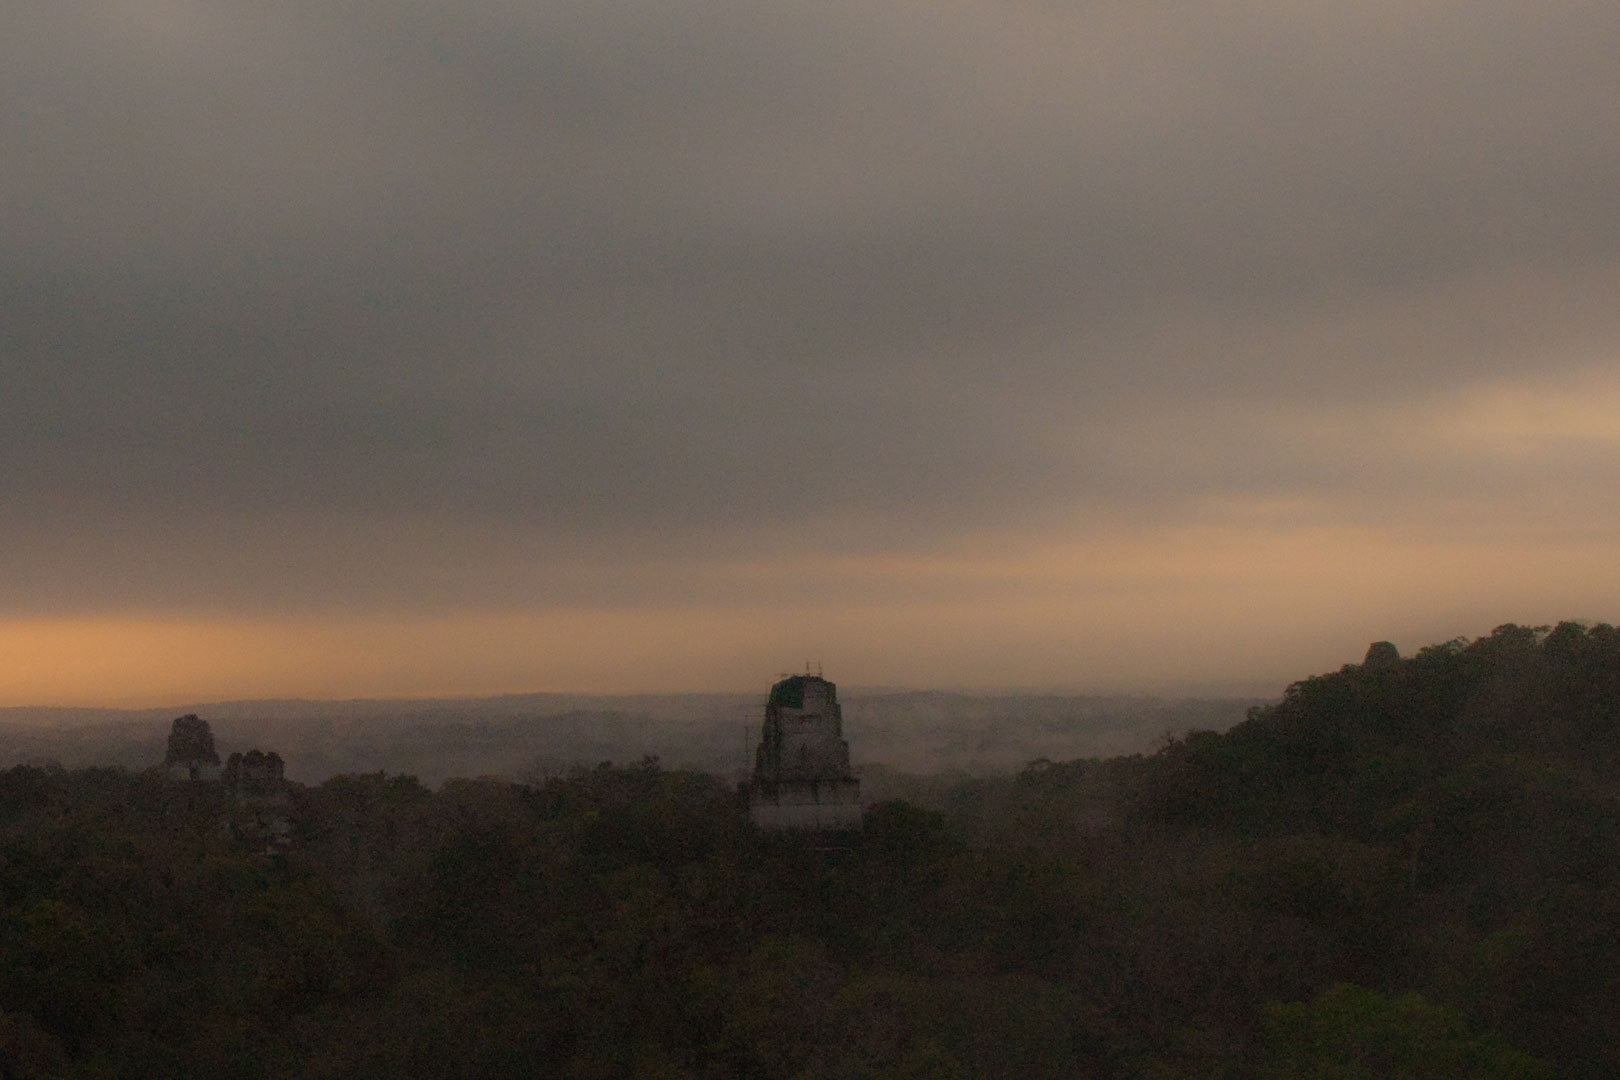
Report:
224,750,286,795
224,750,292,854
158,716,291,853
164,715,222,782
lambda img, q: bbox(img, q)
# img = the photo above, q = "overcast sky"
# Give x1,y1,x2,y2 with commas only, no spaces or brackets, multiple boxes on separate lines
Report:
5,1,1620,705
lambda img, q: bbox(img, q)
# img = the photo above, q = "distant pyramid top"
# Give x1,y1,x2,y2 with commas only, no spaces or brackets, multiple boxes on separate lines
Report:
164,714,220,767
767,673,837,712
755,674,854,784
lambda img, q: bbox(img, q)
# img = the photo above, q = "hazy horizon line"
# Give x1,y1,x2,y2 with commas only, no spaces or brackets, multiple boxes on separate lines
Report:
0,678,1281,718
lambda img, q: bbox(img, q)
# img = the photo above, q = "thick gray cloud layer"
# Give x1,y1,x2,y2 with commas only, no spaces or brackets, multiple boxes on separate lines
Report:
5,0,1620,614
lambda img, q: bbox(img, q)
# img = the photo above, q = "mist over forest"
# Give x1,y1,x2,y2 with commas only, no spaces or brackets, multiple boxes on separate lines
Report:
0,691,1259,788
5,622,1620,1078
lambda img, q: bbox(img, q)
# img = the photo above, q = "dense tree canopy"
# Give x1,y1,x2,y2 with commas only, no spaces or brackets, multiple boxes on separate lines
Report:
7,623,1620,1077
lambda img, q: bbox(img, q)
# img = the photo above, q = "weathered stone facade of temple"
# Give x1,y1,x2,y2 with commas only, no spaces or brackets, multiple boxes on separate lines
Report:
164,714,222,781
749,673,862,831
224,749,286,794
225,750,293,855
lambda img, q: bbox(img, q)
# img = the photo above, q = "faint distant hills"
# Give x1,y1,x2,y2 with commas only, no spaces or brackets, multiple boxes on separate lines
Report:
0,690,1266,786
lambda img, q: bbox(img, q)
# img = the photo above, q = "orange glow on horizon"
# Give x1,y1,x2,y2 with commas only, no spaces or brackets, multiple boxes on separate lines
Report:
4,520,1618,709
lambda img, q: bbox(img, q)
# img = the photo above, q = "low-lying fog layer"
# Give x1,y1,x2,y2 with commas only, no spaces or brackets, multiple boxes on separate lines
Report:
0,691,1262,787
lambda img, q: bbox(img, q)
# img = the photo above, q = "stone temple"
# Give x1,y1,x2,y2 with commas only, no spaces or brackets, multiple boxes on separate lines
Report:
749,673,862,831
165,714,221,781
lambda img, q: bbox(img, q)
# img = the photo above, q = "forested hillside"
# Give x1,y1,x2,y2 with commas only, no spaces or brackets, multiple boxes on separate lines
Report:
5,623,1618,1078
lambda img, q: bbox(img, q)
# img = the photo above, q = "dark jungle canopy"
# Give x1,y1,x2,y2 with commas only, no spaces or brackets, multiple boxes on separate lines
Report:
6,622,1619,1078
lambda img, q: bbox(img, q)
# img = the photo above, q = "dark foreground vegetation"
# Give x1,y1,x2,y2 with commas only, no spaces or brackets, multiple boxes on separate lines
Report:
5,622,1620,1078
